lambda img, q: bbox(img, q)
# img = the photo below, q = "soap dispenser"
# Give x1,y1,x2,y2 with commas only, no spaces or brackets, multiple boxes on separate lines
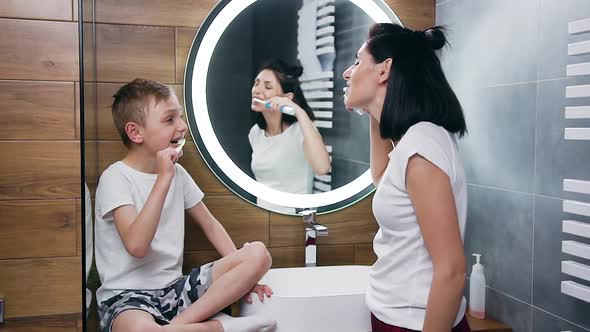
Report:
469,253,486,319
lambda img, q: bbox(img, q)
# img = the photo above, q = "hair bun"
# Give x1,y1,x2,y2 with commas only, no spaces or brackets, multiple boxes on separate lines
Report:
423,26,446,50
286,65,303,79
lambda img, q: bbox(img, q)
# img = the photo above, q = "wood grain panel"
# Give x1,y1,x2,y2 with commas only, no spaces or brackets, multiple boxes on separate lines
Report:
0,313,80,332
269,196,377,247
0,19,78,81
95,83,121,140
268,244,353,268
0,200,77,259
85,140,99,195
354,243,377,266
176,28,197,83
179,142,231,195
78,82,98,140
0,257,81,318
96,141,126,176
268,246,303,268
317,244,355,266
95,24,175,83
0,81,76,140
183,250,221,274
384,0,435,30
0,142,80,199
185,195,269,251
0,0,72,21
95,0,216,28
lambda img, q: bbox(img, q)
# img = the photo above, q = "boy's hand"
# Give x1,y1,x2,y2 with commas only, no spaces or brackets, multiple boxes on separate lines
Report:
243,284,273,304
156,147,179,178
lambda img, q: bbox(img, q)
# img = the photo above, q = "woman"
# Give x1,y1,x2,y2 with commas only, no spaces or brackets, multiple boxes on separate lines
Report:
343,24,470,332
249,59,331,199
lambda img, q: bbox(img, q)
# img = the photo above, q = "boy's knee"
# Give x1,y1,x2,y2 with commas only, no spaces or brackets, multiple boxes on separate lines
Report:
246,241,272,269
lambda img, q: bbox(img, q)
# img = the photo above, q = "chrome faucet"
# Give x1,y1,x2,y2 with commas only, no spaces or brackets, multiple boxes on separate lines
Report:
301,210,328,267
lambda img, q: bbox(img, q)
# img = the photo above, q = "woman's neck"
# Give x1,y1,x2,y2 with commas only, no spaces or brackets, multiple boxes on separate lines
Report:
262,112,284,136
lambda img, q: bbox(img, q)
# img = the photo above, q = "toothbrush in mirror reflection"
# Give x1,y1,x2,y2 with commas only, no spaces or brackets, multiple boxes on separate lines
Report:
175,138,186,154
342,87,364,115
252,98,296,116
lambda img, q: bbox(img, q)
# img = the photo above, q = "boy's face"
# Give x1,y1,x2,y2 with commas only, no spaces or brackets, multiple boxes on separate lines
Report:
139,94,188,154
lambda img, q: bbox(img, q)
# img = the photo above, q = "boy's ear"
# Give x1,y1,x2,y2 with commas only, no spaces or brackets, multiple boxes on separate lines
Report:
378,58,393,84
125,122,144,144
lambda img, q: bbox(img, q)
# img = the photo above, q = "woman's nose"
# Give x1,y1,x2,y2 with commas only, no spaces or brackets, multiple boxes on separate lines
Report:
342,66,351,80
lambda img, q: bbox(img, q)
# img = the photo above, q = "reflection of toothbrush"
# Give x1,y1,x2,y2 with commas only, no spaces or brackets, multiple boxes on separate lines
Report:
175,138,186,153
342,87,364,115
252,98,296,116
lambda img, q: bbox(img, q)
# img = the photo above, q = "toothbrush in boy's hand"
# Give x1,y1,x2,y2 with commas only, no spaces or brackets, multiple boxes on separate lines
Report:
252,98,296,116
175,138,186,154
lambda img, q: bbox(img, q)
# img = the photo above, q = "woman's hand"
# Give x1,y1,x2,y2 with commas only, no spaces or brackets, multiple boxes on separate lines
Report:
243,283,273,304
266,96,304,117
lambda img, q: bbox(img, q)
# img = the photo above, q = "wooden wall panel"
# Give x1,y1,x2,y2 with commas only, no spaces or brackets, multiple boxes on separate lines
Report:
385,0,435,30
0,200,77,259
0,0,73,21
176,28,198,84
0,81,76,140
95,0,216,28
95,83,121,140
179,143,231,195
0,19,78,81
95,24,175,83
268,244,354,268
185,195,269,251
269,197,378,247
0,142,80,200
0,314,80,332
354,243,377,265
0,257,81,318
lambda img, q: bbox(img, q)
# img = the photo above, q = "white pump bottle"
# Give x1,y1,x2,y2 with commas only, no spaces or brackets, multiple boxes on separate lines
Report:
469,253,486,319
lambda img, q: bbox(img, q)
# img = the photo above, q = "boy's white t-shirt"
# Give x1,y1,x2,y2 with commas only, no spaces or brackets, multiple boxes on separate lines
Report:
368,122,467,330
94,161,204,305
248,122,314,195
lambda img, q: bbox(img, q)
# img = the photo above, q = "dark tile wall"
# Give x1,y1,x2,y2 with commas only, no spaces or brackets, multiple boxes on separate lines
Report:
437,0,590,330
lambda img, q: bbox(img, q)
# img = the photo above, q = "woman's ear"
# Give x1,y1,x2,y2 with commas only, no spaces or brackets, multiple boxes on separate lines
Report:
125,122,144,144
378,58,393,84
285,92,295,100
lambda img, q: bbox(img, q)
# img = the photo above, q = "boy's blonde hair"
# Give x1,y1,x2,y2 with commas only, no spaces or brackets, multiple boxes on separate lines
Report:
111,78,173,147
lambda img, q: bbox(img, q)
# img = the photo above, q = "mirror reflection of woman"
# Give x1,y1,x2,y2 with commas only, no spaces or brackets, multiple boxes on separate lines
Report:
343,24,471,332
248,59,331,201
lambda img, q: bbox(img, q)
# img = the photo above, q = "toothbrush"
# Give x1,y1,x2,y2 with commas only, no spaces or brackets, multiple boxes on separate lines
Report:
175,138,186,153
252,98,296,116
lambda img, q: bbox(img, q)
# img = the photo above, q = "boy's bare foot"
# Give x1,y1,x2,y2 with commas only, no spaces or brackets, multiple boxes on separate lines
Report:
211,312,277,332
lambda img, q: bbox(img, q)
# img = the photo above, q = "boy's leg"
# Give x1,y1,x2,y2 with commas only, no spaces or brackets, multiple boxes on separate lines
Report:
112,310,223,332
170,241,271,325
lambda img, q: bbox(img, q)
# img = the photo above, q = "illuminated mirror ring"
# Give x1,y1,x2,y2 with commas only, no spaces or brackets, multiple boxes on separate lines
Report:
184,0,401,214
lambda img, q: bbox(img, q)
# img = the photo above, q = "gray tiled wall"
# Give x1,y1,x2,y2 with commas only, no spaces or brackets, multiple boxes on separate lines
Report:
437,0,590,331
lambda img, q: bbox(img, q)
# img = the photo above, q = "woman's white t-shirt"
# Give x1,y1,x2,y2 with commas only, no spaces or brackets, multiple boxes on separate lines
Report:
248,122,314,213
367,122,467,330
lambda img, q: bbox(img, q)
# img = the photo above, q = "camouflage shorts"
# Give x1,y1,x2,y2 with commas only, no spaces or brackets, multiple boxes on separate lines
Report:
98,262,214,332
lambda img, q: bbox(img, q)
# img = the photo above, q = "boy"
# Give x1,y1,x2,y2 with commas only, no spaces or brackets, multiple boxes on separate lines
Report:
95,78,276,332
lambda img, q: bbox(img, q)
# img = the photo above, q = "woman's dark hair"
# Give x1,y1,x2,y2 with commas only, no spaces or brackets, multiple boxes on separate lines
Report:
254,59,315,130
366,23,467,141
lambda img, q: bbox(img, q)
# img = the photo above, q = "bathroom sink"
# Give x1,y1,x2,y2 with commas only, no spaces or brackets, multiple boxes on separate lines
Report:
239,265,371,332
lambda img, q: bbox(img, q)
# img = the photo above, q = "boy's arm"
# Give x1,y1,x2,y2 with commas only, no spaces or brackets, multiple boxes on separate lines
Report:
113,148,178,258
187,201,237,256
